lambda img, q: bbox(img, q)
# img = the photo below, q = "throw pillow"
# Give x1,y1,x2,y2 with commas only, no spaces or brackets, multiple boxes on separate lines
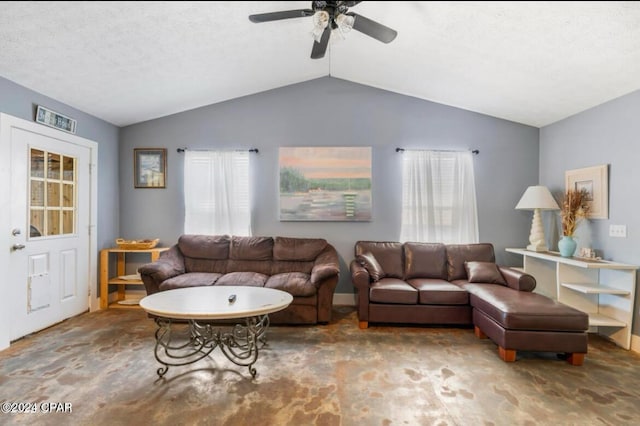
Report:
356,252,386,282
464,261,507,285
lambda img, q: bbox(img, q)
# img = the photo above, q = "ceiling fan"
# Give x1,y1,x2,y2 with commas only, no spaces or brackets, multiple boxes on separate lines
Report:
249,1,398,59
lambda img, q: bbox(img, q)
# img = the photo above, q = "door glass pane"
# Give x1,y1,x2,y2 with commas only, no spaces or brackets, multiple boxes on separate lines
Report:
31,181,44,207
47,153,61,179
30,211,44,237
62,156,75,181
31,149,45,178
47,210,60,236
63,211,74,234
47,182,61,207
62,183,74,207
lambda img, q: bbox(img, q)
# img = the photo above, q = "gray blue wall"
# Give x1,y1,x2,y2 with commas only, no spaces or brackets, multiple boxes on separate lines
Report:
539,89,640,336
119,77,540,293
0,76,120,283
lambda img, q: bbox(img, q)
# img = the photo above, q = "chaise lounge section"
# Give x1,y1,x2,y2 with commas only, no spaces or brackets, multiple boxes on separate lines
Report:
351,241,589,364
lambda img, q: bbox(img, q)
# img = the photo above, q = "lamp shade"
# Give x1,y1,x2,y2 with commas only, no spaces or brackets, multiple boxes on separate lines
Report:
515,186,559,210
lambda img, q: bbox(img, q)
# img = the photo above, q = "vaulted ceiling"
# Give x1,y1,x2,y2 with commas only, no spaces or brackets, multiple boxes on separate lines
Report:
1,1,639,128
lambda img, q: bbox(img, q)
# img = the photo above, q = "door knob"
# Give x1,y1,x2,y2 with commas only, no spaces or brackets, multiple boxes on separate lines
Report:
12,244,26,250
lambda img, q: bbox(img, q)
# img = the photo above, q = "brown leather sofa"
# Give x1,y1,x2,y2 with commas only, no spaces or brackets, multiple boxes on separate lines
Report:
139,234,340,324
351,241,589,365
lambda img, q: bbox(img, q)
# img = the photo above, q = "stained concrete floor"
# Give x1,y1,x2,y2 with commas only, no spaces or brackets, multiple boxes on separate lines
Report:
1,306,639,426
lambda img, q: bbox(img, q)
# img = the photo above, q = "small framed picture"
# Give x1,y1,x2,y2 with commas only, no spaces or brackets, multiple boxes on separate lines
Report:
134,148,166,188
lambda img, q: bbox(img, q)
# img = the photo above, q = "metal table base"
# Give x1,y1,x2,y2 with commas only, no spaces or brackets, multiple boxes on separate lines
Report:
152,314,269,378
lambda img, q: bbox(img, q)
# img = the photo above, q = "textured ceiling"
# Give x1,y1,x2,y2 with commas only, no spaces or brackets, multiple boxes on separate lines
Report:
1,1,639,128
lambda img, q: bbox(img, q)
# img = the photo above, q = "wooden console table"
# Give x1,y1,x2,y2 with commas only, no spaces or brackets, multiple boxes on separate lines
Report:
100,247,168,309
506,248,637,349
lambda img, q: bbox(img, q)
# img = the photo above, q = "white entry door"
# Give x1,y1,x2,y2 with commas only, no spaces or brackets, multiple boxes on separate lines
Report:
8,125,92,341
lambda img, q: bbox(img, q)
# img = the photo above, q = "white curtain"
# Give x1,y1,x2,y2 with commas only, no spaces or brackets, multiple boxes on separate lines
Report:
400,150,479,243
183,150,251,236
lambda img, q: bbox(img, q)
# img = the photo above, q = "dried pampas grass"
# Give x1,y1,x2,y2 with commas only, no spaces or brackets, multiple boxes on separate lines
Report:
560,189,590,236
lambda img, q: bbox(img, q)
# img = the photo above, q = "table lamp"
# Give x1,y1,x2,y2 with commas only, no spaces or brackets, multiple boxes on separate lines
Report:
515,185,559,252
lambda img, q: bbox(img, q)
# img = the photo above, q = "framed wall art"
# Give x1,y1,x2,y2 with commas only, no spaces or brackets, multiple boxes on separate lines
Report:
134,148,166,188
565,164,608,219
279,147,372,221
35,105,77,134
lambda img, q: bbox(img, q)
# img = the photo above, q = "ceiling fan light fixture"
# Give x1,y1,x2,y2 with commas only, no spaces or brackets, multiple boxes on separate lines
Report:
311,10,330,42
248,1,398,59
336,13,355,33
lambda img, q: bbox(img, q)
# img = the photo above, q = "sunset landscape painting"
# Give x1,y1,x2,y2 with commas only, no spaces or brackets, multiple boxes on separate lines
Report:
279,147,372,221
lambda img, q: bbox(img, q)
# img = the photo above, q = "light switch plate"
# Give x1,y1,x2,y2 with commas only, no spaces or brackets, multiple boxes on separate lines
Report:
609,225,627,238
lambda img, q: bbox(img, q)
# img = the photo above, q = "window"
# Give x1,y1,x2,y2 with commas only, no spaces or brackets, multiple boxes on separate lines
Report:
400,150,478,243
183,150,251,236
29,148,76,237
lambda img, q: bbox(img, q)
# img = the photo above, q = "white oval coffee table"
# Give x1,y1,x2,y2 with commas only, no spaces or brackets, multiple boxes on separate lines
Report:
140,286,293,378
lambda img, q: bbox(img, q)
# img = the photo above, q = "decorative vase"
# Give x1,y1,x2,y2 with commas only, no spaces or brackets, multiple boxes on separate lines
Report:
558,236,577,257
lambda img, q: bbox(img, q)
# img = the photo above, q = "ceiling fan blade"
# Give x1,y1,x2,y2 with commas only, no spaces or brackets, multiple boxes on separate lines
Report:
311,25,331,59
350,13,398,43
249,9,314,23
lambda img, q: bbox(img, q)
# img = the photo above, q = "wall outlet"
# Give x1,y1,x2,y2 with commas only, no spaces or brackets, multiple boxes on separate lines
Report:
609,225,627,238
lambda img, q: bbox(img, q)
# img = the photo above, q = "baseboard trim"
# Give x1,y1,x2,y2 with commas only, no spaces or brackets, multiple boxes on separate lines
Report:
333,293,356,306
631,334,640,354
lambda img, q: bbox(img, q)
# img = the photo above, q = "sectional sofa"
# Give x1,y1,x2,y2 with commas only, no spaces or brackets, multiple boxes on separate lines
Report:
350,241,589,365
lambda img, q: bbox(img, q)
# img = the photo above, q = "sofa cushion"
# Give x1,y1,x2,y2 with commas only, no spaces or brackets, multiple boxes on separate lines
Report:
215,271,268,287
404,243,447,279
272,260,314,276
464,261,507,285
184,258,228,274
464,283,588,332
355,241,404,279
230,236,273,260
446,243,496,281
159,272,222,291
266,272,316,297
407,278,469,305
273,237,327,261
369,278,418,304
226,259,272,276
178,234,229,259
356,252,386,282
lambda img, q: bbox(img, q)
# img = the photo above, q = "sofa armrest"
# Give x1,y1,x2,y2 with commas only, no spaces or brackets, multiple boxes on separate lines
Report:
498,266,536,292
350,259,371,324
138,245,185,295
311,244,340,323
311,245,340,285
350,260,371,290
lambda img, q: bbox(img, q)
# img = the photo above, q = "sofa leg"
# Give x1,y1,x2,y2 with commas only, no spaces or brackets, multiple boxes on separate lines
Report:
358,321,369,329
566,353,585,366
474,326,487,339
499,346,516,362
